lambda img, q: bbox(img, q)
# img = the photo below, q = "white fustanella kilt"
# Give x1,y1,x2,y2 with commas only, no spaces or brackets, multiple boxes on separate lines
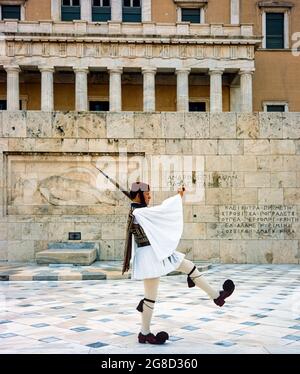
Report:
131,244,185,280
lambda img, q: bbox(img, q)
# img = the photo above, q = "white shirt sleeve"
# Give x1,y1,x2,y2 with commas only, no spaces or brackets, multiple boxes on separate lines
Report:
132,194,183,261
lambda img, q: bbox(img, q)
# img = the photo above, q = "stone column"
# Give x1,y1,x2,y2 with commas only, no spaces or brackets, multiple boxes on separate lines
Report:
142,68,156,112
142,0,152,22
239,69,254,112
5,66,20,111
111,0,122,21
81,0,92,22
40,67,54,111
230,0,240,24
74,67,89,111
176,68,190,112
209,69,224,112
109,68,122,112
230,85,241,112
51,0,60,21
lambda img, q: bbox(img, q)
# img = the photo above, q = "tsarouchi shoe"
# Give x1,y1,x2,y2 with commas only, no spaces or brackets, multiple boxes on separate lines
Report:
213,279,235,307
138,331,169,345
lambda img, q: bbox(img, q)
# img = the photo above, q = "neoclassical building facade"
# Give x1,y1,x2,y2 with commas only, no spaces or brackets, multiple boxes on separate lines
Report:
0,0,299,113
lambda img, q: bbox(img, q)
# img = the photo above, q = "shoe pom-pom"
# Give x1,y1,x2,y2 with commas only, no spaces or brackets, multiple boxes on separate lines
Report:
156,331,169,343
223,279,235,292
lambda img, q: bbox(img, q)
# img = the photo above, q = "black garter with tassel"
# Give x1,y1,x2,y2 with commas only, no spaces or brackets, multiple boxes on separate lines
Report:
187,266,196,288
136,298,155,312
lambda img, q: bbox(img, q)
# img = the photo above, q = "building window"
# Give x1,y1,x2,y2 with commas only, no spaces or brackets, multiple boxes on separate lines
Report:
263,101,289,112
1,5,21,20
174,0,206,23
266,105,285,112
92,0,111,21
266,13,284,49
181,8,201,23
0,100,7,110
189,102,206,112
89,101,109,111
122,0,141,22
61,0,81,21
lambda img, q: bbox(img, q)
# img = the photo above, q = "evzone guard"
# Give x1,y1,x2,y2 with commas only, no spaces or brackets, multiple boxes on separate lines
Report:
122,182,235,345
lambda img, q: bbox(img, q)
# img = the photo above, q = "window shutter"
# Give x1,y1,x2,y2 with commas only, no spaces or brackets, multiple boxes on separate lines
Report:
122,6,141,22
92,6,111,21
266,13,284,49
2,5,21,20
181,8,201,24
61,6,81,21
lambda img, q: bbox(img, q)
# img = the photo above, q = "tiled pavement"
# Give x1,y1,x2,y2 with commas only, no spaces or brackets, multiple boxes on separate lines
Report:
0,261,130,281
0,261,210,281
0,264,299,354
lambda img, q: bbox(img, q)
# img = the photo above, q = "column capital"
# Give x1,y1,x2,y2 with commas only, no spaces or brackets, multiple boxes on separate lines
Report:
39,66,55,73
239,69,255,76
4,65,20,73
73,67,89,74
208,68,225,76
108,67,123,74
142,67,157,75
175,68,191,75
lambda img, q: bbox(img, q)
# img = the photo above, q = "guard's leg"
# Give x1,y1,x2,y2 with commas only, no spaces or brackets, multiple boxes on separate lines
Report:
140,277,160,335
177,259,235,306
177,259,219,299
137,277,168,344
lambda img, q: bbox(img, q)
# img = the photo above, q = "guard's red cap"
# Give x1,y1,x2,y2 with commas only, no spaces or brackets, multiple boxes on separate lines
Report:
130,181,150,192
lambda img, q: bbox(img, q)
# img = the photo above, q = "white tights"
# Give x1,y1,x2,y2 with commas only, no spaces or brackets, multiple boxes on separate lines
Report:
176,259,219,300
141,277,160,335
140,259,219,334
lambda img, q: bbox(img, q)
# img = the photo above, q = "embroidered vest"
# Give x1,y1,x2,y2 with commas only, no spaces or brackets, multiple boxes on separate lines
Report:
122,205,150,274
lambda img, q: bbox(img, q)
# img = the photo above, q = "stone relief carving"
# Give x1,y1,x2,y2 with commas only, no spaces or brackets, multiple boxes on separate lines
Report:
7,41,255,60
38,171,120,206
11,167,123,206
7,155,143,213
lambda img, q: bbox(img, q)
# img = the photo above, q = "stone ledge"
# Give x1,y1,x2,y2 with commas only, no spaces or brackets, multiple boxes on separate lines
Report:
36,242,98,266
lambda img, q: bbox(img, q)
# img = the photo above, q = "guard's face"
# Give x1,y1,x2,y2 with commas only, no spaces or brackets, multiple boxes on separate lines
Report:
143,191,151,205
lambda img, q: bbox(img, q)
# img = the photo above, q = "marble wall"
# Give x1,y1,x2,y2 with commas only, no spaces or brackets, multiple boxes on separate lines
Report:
0,111,299,264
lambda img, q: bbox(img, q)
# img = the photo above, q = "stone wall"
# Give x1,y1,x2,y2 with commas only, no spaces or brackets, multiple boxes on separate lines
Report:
0,111,299,264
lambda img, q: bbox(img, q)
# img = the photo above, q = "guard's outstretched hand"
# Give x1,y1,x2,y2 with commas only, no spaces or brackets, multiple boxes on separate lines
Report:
178,186,185,197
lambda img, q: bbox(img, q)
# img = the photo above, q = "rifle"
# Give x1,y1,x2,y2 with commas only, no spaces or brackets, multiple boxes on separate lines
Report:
92,163,132,200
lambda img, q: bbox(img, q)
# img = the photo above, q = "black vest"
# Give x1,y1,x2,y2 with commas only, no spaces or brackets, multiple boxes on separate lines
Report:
122,203,150,274
130,203,150,247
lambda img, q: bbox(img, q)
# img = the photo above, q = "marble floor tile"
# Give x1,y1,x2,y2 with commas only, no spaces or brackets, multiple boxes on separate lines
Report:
0,264,299,354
